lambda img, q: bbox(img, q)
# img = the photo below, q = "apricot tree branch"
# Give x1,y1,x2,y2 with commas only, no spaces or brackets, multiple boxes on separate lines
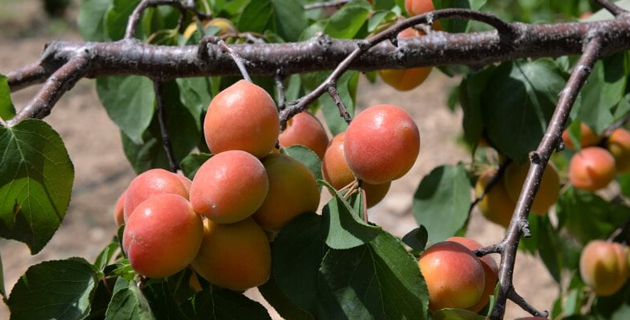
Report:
488,36,604,320
327,84,352,124
153,80,179,172
591,0,627,16
6,62,48,92
508,290,549,318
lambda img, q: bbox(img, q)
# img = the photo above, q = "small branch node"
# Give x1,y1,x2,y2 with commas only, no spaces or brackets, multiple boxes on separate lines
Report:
274,71,286,110
528,151,542,164
327,84,352,124
357,40,371,51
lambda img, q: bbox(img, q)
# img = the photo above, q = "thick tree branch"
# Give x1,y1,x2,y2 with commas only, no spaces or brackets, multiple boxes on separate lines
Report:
6,62,48,92
488,36,603,320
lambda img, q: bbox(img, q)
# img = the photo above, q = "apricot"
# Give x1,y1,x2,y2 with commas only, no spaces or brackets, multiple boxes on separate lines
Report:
204,80,279,158
606,128,630,173
418,241,485,312
322,132,391,208
475,169,515,228
123,168,190,222
252,153,320,231
183,17,237,39
192,218,271,291
562,122,600,150
189,150,269,224
404,0,442,30
344,105,420,184
378,28,432,91
123,194,203,278
579,240,629,296
446,237,499,313
113,189,126,226
503,162,560,215
568,147,617,191
279,111,329,159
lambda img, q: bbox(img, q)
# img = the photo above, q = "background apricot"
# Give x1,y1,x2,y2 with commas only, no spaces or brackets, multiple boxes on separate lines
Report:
123,168,190,222
204,80,279,158
475,169,515,228
562,122,600,150
322,132,391,207
190,150,269,224
192,218,271,291
405,0,435,16
580,240,629,296
279,111,329,159
113,189,126,226
344,105,420,184
123,194,203,278
252,153,320,231
568,147,617,191
378,28,432,92
606,128,630,173
446,237,499,313
418,241,485,311
503,162,560,215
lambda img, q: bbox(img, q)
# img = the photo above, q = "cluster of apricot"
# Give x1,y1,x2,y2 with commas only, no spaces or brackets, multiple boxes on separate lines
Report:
563,123,630,191
418,237,498,312
579,240,630,296
475,161,561,228
112,80,422,291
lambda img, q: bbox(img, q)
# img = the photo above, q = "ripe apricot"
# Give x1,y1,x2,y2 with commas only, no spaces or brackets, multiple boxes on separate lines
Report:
204,80,279,158
475,169,515,228
562,122,600,150
418,241,485,311
446,237,499,313
568,147,617,191
252,153,320,231
404,0,442,30
322,132,391,208
190,150,269,224
503,162,560,215
192,218,271,291
123,168,190,222
580,240,629,296
123,194,203,278
279,111,329,159
606,128,630,173
378,28,432,91
113,189,126,226
344,105,420,184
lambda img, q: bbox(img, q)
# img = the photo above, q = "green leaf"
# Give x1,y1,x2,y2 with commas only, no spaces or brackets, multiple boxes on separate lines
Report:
320,181,381,250
97,76,155,144
402,226,429,251
433,308,487,320
482,60,565,163
318,232,428,319
106,277,156,320
534,215,562,283
412,164,470,244
142,278,191,320
93,239,119,274
258,276,314,320
557,187,630,245
460,67,495,146
434,0,487,32
324,1,371,39
282,145,323,181
271,0,308,42
78,0,113,41
176,77,212,125
238,0,273,34
367,10,396,32
271,213,326,317
0,74,16,120
182,286,272,319
320,71,359,136
0,119,74,254
105,0,142,40
8,258,97,320
180,153,212,180
374,0,396,10
577,53,627,134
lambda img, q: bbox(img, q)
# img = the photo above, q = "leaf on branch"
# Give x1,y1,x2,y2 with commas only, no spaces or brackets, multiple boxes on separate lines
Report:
434,0,488,33
0,74,16,120
180,153,212,180
412,164,470,244
238,0,273,34
0,119,74,254
77,0,112,42
402,225,429,252
282,145,323,181
105,277,155,320
181,285,272,320
105,0,142,40
8,258,97,320
271,0,309,42
460,66,495,147
324,1,371,39
259,276,315,320
318,232,429,319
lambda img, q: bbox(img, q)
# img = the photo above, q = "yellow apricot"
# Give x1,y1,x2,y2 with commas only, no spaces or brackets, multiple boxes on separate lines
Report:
580,240,629,296
475,169,515,228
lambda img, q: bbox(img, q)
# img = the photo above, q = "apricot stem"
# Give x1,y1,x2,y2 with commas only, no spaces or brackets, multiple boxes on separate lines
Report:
153,80,179,172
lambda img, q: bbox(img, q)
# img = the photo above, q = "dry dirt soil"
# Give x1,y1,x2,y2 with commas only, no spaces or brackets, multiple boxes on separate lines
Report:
0,2,555,319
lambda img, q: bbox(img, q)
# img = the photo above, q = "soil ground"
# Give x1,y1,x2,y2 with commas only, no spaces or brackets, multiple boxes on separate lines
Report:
0,2,555,319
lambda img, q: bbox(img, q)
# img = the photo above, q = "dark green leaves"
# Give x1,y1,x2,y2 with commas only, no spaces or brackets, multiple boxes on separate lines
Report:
0,119,74,254
0,74,15,120
282,145,323,181
106,277,155,320
324,0,371,39
434,0,487,33
412,164,470,244
183,286,272,320
319,232,428,319
8,258,97,320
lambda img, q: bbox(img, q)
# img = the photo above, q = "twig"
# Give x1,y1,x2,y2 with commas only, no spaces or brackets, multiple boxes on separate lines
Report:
153,80,179,172
304,0,351,10
508,289,549,317
488,36,604,320
6,62,48,92
591,0,628,16
607,212,630,243
327,84,352,124
198,36,252,82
